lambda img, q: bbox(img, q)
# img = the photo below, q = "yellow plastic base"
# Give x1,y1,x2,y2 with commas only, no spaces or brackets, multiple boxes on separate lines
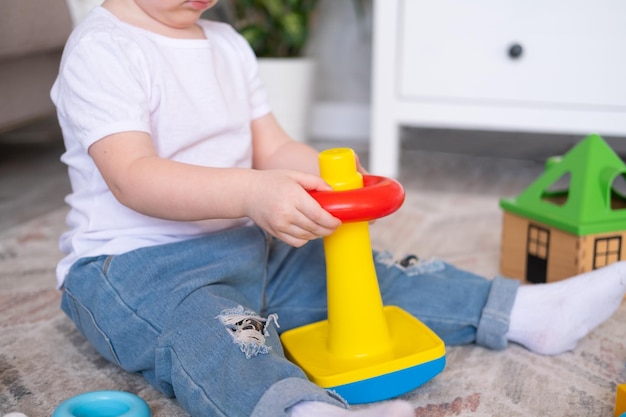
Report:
281,305,445,391
616,384,626,417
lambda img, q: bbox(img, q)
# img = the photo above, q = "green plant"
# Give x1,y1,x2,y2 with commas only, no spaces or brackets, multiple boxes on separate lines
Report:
231,0,319,58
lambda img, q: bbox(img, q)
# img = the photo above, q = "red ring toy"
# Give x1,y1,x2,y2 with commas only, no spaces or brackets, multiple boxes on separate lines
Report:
309,175,405,222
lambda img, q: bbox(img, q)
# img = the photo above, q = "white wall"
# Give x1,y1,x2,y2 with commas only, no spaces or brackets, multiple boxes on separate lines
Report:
306,0,373,142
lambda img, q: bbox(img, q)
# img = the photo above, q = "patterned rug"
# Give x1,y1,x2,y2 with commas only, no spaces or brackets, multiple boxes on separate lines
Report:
1,172,625,416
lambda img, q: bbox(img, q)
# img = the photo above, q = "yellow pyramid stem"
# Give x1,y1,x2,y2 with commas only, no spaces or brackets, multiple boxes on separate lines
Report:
319,148,393,362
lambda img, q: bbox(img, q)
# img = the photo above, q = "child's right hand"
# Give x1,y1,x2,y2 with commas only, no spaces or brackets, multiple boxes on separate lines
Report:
243,169,342,247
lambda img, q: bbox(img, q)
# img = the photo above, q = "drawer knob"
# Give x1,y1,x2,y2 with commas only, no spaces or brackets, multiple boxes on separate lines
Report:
508,43,523,59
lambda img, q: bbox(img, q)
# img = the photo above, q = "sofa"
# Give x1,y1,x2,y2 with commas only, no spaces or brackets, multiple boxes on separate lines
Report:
0,0,73,133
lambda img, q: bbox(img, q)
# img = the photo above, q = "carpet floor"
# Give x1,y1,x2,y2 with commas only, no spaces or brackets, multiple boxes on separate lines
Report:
1,149,625,416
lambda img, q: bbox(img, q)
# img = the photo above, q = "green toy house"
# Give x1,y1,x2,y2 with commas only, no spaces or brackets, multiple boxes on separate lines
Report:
500,134,626,283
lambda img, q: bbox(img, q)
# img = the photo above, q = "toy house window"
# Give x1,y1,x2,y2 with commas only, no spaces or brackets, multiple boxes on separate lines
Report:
593,236,621,269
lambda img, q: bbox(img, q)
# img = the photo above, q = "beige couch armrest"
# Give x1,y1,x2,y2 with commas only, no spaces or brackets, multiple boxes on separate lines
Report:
0,0,72,59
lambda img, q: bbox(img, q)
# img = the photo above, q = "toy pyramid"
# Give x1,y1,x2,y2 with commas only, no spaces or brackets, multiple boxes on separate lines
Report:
281,148,446,404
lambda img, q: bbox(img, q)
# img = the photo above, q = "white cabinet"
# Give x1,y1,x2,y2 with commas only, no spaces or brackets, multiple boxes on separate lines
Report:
370,0,626,178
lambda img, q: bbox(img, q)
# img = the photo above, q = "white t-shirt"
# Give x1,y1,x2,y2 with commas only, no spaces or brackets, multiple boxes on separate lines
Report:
51,7,271,287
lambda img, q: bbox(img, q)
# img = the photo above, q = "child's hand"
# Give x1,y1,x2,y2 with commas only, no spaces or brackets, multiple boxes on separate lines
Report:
244,170,342,247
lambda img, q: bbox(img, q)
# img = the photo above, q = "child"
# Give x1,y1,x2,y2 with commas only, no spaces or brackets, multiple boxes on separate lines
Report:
51,1,626,416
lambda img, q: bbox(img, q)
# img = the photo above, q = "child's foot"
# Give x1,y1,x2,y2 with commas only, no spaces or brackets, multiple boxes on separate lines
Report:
289,400,414,417
506,261,626,355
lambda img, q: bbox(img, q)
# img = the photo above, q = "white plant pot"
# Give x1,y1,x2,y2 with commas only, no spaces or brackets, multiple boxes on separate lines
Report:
257,58,316,142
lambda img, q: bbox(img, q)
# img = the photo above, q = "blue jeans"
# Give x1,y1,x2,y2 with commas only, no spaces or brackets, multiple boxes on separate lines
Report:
60,225,518,417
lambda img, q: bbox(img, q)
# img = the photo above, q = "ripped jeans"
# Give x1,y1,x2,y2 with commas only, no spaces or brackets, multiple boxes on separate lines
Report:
60,225,519,417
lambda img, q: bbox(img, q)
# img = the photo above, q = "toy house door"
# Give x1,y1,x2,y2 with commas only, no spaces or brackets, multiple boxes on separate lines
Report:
526,224,550,283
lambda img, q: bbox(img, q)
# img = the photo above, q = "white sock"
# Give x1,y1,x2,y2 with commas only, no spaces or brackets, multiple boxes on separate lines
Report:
506,261,626,355
289,400,414,417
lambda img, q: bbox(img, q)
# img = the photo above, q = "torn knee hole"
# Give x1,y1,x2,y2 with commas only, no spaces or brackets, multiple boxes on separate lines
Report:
397,254,419,267
217,306,279,358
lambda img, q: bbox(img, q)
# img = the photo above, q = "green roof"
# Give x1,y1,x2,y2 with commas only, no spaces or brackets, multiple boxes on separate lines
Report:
500,134,626,236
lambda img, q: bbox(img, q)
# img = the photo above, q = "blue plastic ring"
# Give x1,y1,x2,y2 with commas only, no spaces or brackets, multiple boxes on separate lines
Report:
52,391,151,417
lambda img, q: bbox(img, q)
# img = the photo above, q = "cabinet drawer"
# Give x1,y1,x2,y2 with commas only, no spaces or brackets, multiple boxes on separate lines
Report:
399,0,626,108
